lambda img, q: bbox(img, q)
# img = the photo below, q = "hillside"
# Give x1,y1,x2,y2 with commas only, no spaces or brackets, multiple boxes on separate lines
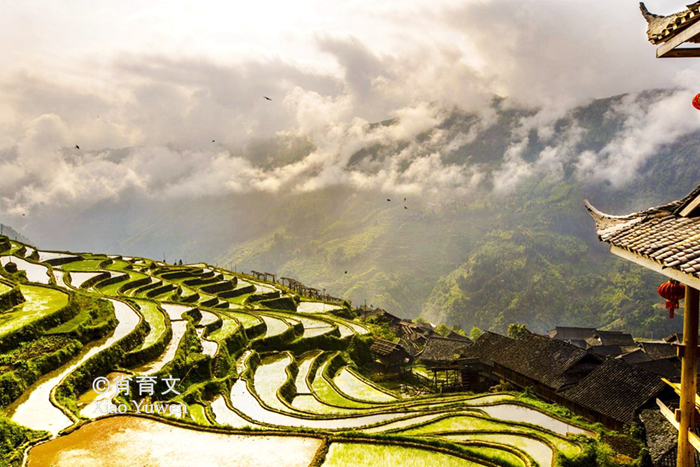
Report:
0,236,630,467
13,90,699,336
208,91,698,335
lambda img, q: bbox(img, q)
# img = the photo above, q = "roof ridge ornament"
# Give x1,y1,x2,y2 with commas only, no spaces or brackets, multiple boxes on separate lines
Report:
640,1,700,56
639,2,661,22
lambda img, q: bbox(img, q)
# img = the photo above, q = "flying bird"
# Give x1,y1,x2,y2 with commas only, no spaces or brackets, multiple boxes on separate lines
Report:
75,145,80,149
263,96,272,101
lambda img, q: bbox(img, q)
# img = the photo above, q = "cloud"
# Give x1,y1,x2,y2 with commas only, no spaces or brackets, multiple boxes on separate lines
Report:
574,88,698,187
442,0,692,110
1,0,699,219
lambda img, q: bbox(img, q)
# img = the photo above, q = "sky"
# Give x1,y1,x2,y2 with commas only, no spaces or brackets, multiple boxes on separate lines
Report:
1,0,700,224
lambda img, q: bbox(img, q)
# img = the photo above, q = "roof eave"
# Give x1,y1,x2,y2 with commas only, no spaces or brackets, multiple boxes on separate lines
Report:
583,200,646,238
611,245,700,290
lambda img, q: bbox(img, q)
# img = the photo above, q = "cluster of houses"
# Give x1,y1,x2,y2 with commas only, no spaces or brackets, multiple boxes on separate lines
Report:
360,307,683,466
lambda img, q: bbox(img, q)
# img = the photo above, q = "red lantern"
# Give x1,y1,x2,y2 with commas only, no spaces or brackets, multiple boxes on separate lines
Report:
693,93,700,111
658,280,685,318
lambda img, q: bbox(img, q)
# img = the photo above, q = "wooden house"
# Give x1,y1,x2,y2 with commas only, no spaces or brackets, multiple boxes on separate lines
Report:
633,359,681,381
548,326,597,349
595,330,636,347
558,359,670,432
641,342,678,361
491,333,601,404
369,339,412,372
459,331,514,376
641,408,683,467
419,335,472,368
589,344,626,358
586,182,700,466
398,320,434,345
448,331,516,392
419,336,475,392
358,307,402,328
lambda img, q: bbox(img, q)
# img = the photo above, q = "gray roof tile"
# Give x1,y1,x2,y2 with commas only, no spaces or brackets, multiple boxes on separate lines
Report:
585,186,700,279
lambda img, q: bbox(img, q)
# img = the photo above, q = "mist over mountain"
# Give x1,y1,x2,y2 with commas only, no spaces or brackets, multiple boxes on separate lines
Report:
0,224,31,245
6,88,699,336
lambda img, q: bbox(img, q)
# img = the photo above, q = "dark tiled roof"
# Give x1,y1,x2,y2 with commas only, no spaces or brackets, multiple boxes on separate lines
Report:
640,409,677,463
493,333,598,390
640,342,677,360
548,327,596,341
585,185,700,278
447,330,471,341
398,320,433,344
398,338,421,357
420,336,472,364
640,2,700,45
618,349,653,365
596,331,636,347
370,339,407,357
459,331,514,366
559,358,666,425
568,339,589,349
589,344,624,357
633,359,681,380
359,307,400,323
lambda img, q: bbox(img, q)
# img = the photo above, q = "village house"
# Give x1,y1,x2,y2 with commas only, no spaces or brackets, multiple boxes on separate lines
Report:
459,331,515,378
418,335,477,392
357,306,402,327
419,335,472,367
640,408,680,467
547,326,637,356
585,177,700,466
453,331,515,392
558,358,670,431
369,339,412,373
398,319,434,345
463,331,674,431
491,332,602,404
547,326,597,348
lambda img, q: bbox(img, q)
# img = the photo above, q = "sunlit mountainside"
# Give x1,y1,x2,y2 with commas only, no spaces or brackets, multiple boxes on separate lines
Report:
54,90,693,336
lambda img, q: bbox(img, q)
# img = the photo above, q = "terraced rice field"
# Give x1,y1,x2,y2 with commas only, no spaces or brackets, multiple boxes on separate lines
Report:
0,256,51,284
131,299,168,350
297,301,344,314
333,366,397,402
5,299,139,434
37,251,78,263
69,271,103,288
322,442,480,467
0,285,69,338
26,416,322,467
133,320,187,375
0,237,601,467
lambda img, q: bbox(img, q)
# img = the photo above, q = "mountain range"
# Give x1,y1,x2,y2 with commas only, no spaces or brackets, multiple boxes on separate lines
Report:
12,89,700,336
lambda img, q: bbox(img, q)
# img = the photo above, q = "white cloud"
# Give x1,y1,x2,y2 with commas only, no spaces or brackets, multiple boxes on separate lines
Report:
574,89,698,187
1,0,699,217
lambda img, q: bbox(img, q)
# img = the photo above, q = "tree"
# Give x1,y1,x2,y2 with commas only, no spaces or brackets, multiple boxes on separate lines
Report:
436,324,451,336
507,323,529,339
469,327,484,340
